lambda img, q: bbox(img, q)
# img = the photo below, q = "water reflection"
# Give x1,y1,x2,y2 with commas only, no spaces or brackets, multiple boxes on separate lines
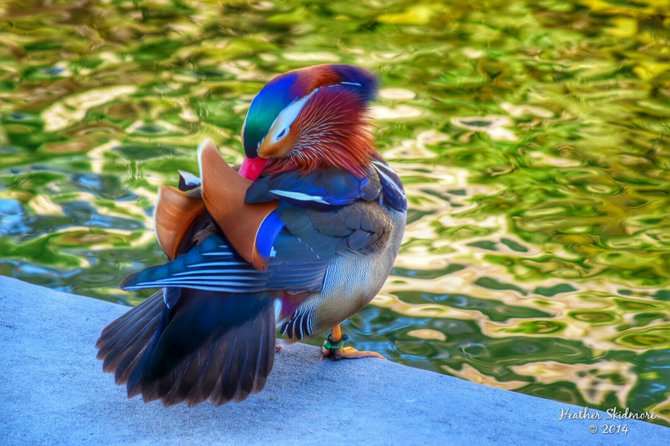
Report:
1,0,669,425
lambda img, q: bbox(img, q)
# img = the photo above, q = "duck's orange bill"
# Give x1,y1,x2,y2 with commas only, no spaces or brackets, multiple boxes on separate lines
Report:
198,140,278,271
155,186,205,261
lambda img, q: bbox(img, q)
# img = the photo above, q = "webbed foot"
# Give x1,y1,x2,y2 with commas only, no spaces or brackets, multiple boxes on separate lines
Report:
321,324,385,360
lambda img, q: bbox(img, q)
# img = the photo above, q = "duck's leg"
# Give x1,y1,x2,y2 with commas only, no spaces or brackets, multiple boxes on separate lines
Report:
321,324,385,360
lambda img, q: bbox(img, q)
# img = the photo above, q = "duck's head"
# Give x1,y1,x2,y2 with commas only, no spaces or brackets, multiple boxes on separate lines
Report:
239,64,378,180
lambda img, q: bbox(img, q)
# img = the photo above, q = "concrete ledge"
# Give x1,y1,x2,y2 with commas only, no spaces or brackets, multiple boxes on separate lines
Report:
0,276,667,445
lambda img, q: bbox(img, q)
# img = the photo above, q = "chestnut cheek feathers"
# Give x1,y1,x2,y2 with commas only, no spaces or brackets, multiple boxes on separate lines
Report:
258,133,296,160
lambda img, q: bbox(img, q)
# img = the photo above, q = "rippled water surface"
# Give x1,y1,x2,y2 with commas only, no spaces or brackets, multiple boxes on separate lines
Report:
1,0,669,424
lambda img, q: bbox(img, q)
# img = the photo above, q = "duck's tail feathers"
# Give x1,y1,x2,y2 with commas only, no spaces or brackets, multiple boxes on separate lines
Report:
96,290,165,385
97,289,276,406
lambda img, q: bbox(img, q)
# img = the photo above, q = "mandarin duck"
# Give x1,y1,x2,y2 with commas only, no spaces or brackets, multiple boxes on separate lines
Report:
96,64,407,406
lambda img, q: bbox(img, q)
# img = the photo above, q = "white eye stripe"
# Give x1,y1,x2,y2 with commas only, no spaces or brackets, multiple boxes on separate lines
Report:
269,88,319,143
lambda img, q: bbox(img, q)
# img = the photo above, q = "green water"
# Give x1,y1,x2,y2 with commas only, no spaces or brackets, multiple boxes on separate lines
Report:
1,0,669,424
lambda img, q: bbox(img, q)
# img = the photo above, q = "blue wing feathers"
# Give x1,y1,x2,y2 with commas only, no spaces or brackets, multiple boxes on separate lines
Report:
246,168,381,207
122,232,327,294
256,211,285,259
246,164,404,211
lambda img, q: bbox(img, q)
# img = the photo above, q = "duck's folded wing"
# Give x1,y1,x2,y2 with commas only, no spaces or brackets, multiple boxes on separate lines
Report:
247,167,396,257
121,230,328,293
278,201,393,257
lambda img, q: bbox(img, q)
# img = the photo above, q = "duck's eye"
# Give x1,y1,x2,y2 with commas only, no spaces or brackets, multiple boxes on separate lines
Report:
277,128,288,140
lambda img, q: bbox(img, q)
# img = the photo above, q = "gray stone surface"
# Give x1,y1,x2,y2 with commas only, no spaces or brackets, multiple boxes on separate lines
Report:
0,276,667,445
